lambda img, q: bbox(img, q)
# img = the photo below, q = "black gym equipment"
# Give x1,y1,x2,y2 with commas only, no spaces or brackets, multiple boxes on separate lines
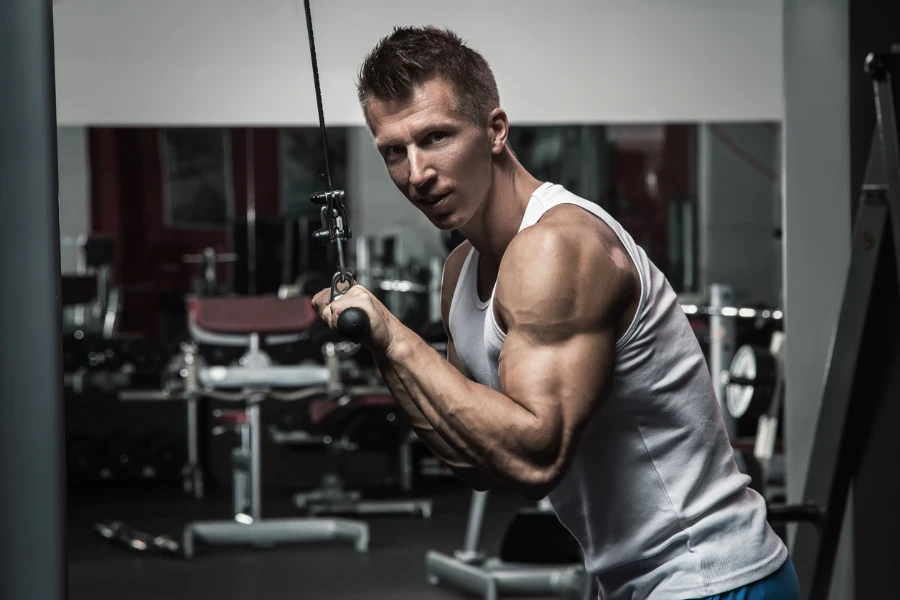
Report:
778,50,900,599
63,335,169,395
61,234,122,339
274,387,433,519
0,1,67,599
498,507,584,565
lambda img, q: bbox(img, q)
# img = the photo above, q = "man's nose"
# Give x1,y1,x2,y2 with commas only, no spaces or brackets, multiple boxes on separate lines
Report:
408,149,436,189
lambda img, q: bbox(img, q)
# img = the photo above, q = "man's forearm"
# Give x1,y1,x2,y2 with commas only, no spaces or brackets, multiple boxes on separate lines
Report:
382,333,551,494
373,355,498,490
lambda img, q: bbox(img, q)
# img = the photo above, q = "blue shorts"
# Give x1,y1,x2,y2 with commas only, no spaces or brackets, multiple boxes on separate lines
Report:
697,557,801,600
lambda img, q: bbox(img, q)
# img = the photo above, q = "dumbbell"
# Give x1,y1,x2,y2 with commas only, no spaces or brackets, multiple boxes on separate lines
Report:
94,520,181,556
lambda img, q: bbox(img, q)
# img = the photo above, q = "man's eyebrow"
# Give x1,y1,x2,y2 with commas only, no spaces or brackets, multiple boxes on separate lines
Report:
374,121,460,150
374,136,401,150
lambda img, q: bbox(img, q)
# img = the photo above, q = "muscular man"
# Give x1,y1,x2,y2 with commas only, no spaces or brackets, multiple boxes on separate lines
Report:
313,26,799,600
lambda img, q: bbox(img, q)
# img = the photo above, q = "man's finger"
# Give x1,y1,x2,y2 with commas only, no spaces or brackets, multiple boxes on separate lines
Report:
311,287,331,313
327,294,368,323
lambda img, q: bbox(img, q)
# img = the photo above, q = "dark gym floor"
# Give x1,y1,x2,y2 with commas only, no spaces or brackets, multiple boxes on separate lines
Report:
67,482,541,600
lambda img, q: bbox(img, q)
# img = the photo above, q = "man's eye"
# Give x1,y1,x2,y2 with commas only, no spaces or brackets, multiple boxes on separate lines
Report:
386,146,404,158
431,132,447,143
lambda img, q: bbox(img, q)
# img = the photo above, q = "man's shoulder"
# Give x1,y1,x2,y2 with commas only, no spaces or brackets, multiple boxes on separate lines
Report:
498,212,636,319
536,202,618,242
505,207,619,269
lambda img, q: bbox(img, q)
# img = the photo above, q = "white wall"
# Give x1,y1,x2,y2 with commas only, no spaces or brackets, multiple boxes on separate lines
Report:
782,0,854,597
698,123,782,306
53,0,783,126
56,127,90,273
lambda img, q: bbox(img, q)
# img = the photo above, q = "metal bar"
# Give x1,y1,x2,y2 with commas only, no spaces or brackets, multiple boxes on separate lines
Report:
119,390,188,402
709,284,737,437
0,1,67,599
425,551,499,600
680,304,784,320
461,491,489,555
425,552,588,600
400,434,413,492
183,517,369,558
308,499,433,518
249,402,262,522
246,129,257,295
96,264,110,318
233,446,246,517
186,396,202,498
488,562,588,596
874,55,900,283
683,201,696,291
792,152,889,599
102,287,120,338
199,363,330,389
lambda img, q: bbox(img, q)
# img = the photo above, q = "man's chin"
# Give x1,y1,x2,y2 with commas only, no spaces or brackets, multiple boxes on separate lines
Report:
422,209,462,231
433,219,461,231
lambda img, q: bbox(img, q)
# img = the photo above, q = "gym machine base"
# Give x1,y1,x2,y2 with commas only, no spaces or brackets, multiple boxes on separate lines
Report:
425,553,591,600
778,50,900,599
183,517,368,557
425,491,593,600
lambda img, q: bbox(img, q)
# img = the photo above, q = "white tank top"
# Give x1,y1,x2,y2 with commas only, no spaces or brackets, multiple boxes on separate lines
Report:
448,183,787,600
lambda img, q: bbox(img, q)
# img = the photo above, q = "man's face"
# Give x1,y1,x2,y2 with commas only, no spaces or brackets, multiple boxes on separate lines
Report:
368,77,494,231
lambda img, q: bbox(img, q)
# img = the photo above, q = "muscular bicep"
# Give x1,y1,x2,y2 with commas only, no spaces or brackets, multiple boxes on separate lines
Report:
498,324,616,464
493,219,634,475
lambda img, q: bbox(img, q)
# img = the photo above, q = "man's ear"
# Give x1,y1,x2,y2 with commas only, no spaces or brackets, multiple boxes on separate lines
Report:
488,108,509,155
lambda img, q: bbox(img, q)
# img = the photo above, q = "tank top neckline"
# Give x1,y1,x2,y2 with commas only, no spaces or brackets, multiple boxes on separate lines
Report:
468,182,555,311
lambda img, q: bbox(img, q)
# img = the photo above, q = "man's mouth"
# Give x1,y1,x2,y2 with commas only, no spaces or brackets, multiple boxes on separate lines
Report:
422,192,450,207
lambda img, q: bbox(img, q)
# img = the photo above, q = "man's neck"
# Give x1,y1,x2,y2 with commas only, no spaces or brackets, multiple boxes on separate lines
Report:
460,148,543,273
